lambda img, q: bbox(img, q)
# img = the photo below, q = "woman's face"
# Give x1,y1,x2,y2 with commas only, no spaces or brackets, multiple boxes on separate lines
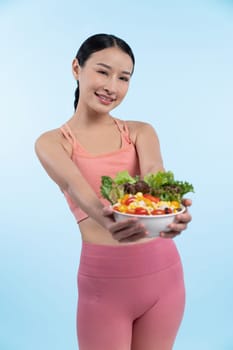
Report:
73,47,134,113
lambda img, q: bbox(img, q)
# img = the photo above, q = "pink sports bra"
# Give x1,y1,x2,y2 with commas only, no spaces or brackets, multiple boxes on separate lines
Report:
60,118,140,223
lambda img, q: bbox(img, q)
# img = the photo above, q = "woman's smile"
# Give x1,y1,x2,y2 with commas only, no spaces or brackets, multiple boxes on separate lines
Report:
95,92,116,105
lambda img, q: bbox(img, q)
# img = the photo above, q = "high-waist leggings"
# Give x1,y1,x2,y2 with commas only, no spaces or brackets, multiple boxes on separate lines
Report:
77,237,185,350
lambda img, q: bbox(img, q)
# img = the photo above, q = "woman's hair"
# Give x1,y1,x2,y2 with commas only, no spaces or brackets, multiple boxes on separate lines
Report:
73,33,135,110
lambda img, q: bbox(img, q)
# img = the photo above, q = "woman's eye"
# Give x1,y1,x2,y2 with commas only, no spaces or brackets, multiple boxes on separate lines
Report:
120,76,129,82
98,70,108,75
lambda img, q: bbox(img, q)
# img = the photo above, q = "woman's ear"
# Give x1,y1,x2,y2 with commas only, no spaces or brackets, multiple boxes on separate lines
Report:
72,58,80,80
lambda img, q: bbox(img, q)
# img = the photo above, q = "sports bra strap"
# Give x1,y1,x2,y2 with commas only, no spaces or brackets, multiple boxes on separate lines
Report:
114,118,132,144
60,119,132,146
60,123,76,145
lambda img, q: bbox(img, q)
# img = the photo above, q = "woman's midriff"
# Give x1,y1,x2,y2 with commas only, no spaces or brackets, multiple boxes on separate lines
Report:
78,217,159,246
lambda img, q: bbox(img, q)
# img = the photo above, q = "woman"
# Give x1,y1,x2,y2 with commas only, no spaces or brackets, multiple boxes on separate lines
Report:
35,33,192,350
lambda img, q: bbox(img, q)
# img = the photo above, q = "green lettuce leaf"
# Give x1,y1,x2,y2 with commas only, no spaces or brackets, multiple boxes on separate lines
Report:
114,170,137,184
100,176,114,204
144,171,175,188
100,176,126,204
144,171,194,201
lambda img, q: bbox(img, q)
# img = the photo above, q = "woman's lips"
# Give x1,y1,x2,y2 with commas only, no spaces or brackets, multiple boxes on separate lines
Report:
95,93,116,105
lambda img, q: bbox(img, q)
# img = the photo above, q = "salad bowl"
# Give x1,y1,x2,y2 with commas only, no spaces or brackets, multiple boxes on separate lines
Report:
112,205,186,237
101,169,193,237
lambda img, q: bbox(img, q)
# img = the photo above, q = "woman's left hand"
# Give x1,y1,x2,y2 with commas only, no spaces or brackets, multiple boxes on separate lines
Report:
160,198,192,239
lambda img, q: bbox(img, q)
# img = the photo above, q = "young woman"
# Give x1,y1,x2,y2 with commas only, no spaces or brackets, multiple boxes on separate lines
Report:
35,33,192,350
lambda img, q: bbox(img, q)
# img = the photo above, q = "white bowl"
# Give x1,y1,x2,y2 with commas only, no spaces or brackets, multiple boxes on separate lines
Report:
112,205,186,237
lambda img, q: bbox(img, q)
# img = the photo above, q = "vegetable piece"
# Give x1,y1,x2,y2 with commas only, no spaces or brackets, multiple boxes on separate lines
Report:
124,180,150,195
100,176,114,204
151,209,165,215
134,207,149,215
144,171,175,188
124,196,137,205
164,207,173,214
114,170,137,185
134,181,150,194
100,176,126,204
143,194,160,203
126,208,136,214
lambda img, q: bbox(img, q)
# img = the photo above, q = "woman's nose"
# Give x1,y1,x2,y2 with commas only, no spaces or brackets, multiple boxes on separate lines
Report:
104,78,117,94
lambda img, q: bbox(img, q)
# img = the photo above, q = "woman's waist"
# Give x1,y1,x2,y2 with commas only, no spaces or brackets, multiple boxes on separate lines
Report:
79,217,156,246
78,222,181,278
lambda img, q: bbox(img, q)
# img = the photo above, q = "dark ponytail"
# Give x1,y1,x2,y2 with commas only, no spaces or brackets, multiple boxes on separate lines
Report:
74,81,79,110
73,33,135,110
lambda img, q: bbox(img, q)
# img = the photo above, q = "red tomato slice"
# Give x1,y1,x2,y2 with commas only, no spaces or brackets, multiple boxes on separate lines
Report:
126,209,136,214
151,209,165,215
134,207,149,215
143,194,160,203
124,196,136,205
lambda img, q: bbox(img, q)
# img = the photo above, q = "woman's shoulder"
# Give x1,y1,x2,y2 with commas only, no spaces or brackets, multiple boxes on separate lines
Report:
35,126,72,156
124,119,157,136
116,117,153,130
125,119,152,128
35,127,63,144
115,118,157,145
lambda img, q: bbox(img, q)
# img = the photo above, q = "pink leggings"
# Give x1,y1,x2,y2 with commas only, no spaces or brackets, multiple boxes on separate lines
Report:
77,238,185,350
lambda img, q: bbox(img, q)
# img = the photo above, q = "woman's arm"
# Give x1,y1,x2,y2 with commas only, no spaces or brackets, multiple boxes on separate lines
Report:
133,121,165,176
35,130,147,242
132,121,192,238
35,130,113,227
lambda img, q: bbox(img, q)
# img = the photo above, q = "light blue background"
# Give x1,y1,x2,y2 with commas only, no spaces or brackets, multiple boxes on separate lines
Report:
1,0,232,349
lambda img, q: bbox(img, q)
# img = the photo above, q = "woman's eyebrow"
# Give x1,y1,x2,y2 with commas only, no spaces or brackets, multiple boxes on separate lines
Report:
96,63,132,76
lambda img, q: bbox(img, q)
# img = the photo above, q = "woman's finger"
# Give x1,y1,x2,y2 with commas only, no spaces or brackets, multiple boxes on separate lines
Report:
160,231,181,239
181,198,192,207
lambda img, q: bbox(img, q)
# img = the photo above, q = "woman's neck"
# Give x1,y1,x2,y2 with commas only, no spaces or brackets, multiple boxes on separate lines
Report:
70,107,114,128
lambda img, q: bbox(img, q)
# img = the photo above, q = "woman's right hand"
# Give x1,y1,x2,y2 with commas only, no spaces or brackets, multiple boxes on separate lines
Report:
102,207,148,242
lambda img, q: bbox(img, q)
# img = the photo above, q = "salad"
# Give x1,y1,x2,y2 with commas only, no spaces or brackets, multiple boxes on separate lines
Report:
100,170,194,216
